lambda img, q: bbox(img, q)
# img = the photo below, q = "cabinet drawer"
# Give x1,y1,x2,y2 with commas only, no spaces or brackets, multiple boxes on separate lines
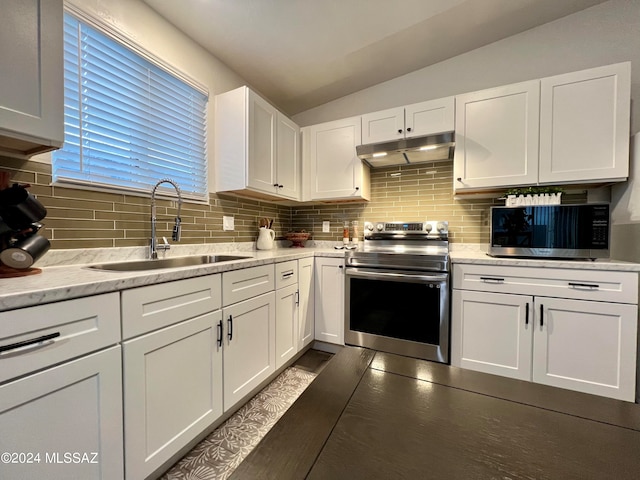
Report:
275,260,298,290
0,293,120,384
122,275,222,339
223,264,275,306
453,264,638,304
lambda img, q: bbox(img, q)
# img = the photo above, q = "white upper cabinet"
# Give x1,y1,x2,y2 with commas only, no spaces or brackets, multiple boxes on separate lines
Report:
215,86,301,201
0,0,64,157
361,97,455,145
538,62,630,183
453,63,631,193
454,80,540,191
302,116,370,201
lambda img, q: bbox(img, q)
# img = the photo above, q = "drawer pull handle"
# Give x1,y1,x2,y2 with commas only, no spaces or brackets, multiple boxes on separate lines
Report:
282,271,294,279
227,315,233,342
540,304,544,327
568,282,599,289
217,320,223,348
0,332,61,354
525,303,529,326
295,290,300,306
480,276,504,283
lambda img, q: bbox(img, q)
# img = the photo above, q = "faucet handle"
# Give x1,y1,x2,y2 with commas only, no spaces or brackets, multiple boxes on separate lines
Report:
172,217,181,242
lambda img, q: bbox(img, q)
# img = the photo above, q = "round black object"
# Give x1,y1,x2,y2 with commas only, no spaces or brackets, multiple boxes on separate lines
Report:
0,185,47,229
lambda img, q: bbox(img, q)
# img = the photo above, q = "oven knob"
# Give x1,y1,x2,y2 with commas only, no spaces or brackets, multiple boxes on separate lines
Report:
376,223,384,231
436,222,447,233
366,223,374,231
424,223,433,233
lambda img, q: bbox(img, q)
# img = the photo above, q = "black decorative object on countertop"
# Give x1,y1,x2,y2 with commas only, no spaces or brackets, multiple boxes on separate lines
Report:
0,175,50,274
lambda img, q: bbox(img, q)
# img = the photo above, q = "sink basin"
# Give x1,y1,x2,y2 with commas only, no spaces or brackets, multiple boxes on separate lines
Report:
88,255,251,272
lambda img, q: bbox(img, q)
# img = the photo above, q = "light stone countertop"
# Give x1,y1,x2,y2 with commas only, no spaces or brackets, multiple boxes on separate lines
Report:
0,247,344,312
2,243,639,312
449,248,640,272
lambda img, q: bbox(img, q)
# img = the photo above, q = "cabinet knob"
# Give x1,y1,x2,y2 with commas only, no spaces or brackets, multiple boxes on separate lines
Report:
273,183,279,187
456,177,462,182
398,129,403,134
355,186,360,191
278,184,284,188
406,127,412,132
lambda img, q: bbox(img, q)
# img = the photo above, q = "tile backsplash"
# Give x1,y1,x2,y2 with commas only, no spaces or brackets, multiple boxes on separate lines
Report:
1,156,586,249
0,156,291,250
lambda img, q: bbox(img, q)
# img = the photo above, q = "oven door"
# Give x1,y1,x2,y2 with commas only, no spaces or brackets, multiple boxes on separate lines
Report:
344,267,449,363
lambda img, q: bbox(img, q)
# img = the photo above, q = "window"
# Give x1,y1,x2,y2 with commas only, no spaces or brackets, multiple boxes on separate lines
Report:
53,11,208,201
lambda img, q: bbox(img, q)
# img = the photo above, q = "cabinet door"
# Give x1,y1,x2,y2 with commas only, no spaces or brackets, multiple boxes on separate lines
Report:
275,284,299,369
451,290,533,381
314,258,345,345
0,0,63,154
405,97,455,138
306,117,370,201
247,89,277,194
532,297,637,401
539,62,630,184
123,312,223,480
361,107,404,144
223,292,276,411
0,347,123,480
454,80,539,191
298,257,315,350
276,113,301,200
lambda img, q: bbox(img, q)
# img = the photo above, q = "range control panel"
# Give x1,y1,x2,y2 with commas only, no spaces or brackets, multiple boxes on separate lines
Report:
364,221,448,236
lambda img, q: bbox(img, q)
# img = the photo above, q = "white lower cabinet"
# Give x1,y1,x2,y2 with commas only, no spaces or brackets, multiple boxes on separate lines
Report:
314,257,345,345
121,275,223,479
275,284,299,369
122,312,223,480
298,257,315,349
222,292,276,411
0,293,123,480
452,264,638,401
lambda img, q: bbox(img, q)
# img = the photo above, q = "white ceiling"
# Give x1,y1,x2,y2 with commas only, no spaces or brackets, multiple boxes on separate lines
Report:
142,0,608,115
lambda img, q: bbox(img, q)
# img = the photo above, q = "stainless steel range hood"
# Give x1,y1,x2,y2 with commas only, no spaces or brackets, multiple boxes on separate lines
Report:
356,132,455,168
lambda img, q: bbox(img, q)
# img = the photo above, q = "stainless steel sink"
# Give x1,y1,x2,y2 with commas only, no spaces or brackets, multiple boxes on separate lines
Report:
87,255,251,272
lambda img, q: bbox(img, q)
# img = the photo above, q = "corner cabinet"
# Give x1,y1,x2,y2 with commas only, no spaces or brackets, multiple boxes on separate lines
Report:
0,0,64,157
302,117,370,202
451,263,638,401
314,257,345,345
361,97,455,145
215,86,301,201
453,62,631,193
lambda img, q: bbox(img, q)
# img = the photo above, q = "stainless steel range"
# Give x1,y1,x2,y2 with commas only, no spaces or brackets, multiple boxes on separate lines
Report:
344,220,450,363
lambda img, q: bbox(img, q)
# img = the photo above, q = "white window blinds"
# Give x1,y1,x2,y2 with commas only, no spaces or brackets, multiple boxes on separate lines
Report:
53,13,208,201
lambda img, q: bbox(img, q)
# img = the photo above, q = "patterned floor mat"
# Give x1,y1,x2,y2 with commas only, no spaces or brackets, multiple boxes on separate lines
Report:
161,366,317,480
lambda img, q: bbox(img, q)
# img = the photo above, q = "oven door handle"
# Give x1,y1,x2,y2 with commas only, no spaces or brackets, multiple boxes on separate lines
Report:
345,267,448,283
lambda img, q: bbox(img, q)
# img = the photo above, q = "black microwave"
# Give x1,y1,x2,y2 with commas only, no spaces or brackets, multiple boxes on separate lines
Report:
488,203,610,259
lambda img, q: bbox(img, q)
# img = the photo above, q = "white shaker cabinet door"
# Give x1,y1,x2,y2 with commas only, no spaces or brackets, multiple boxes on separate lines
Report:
123,312,223,480
305,117,370,201
454,80,539,191
0,347,123,480
405,97,455,139
275,284,299,369
361,106,405,144
451,290,533,381
276,113,301,200
539,62,630,184
0,0,64,154
298,257,315,350
247,89,278,194
532,297,637,402
223,292,276,411
314,258,345,345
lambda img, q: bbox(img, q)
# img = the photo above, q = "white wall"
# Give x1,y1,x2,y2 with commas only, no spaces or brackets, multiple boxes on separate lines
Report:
292,0,640,132
35,0,251,192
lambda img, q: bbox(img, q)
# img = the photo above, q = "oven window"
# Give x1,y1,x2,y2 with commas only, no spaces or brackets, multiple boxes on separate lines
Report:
349,277,441,344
